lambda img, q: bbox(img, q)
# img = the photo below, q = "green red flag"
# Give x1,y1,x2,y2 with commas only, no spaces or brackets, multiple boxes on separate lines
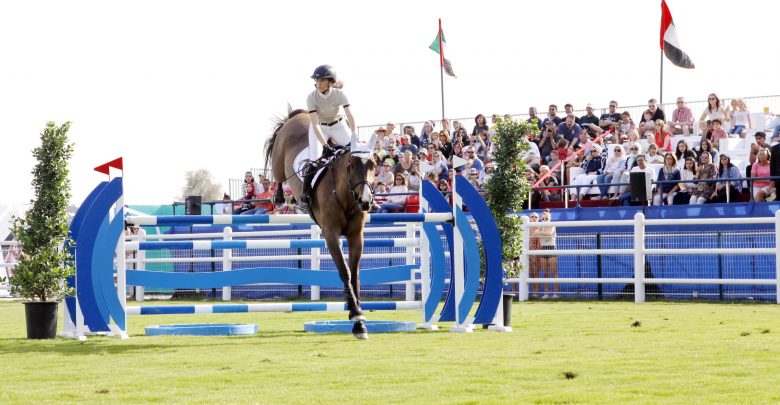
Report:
429,19,456,78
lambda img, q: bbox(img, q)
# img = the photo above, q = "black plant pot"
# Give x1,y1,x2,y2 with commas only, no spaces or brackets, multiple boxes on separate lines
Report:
24,302,58,339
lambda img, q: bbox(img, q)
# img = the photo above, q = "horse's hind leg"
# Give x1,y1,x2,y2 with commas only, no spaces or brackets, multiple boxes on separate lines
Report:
323,229,366,339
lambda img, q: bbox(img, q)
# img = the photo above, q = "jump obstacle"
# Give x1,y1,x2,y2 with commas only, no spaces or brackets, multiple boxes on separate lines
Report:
62,166,507,340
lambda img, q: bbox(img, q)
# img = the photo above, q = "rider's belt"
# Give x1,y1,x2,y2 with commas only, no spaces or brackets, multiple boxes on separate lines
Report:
320,117,343,127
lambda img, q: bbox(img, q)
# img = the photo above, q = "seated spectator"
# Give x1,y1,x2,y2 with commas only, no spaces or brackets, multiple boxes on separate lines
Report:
419,121,435,149
675,140,697,170
455,127,470,146
639,110,656,139
538,165,562,202
571,145,604,200
598,145,627,199
580,103,600,133
653,154,681,205
654,120,672,152
525,168,542,208
544,105,563,126
623,129,642,152
234,172,259,214
696,139,719,163
699,93,727,134
374,127,389,149
375,161,394,187
451,142,465,162
373,140,387,160
480,162,494,185
749,132,769,166
465,146,485,172
395,150,415,175
418,148,431,163
547,150,563,182
690,152,718,204
242,179,275,215
215,193,233,215
407,163,422,192
378,175,409,213
399,134,418,155
474,130,491,162
709,118,732,146
646,144,665,164
669,97,694,135
432,151,448,181
711,154,743,203
640,98,666,123
673,157,698,204
563,103,580,124
437,131,454,159
557,114,582,144
539,121,559,160
467,168,481,188
595,101,621,134
385,146,401,166
752,148,773,202
403,125,420,148
437,178,450,195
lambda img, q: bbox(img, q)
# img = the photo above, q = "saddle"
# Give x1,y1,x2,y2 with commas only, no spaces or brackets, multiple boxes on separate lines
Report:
302,145,349,225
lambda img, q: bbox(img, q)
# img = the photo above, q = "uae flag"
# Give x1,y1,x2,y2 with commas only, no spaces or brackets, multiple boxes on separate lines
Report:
660,0,695,69
429,19,457,78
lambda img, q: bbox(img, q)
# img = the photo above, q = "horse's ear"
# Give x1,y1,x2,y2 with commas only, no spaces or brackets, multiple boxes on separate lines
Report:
286,102,293,115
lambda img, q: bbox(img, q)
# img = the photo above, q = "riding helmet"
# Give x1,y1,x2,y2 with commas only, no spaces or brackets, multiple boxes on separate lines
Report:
311,65,337,81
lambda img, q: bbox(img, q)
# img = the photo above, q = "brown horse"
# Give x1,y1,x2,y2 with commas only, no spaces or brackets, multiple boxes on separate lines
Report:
264,109,376,339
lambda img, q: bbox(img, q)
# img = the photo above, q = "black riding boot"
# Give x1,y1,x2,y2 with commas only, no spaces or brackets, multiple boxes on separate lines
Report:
300,165,316,207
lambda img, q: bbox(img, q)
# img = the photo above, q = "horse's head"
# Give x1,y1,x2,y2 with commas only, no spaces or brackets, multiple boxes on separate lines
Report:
345,152,376,211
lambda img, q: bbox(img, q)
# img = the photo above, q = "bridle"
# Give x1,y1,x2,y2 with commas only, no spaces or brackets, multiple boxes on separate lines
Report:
329,149,375,219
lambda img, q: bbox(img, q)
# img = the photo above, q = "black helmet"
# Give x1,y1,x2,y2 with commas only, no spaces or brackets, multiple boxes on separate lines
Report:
311,65,337,81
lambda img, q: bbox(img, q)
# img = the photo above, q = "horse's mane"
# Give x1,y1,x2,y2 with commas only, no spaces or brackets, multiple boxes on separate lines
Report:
264,109,308,172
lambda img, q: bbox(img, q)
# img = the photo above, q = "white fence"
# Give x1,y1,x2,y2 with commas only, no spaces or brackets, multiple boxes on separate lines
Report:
510,212,780,303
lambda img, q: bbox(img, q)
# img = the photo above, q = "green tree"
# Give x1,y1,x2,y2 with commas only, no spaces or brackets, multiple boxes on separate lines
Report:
483,119,533,278
10,122,75,301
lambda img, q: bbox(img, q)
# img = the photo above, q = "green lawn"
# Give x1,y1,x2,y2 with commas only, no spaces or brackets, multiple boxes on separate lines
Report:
1,300,779,404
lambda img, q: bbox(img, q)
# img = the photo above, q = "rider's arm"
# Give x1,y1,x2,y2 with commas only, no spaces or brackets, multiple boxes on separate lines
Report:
344,106,356,135
308,111,327,146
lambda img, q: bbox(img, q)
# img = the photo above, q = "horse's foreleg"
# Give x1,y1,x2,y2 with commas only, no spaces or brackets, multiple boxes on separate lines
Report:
346,229,364,316
323,230,363,322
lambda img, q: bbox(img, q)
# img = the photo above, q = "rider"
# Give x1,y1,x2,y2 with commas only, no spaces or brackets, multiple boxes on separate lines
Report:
299,64,358,207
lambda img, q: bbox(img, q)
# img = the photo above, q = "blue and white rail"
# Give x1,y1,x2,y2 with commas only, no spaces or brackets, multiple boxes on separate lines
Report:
126,301,423,315
125,238,420,251
125,213,453,226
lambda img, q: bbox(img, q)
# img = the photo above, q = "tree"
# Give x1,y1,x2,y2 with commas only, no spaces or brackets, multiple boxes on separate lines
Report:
483,119,533,278
180,169,223,201
10,122,75,301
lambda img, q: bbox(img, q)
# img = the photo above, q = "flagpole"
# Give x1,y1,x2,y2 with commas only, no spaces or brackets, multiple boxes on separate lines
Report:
659,49,664,105
438,18,445,120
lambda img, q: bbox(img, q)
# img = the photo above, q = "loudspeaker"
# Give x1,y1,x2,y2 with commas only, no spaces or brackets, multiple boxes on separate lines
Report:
630,171,652,202
184,196,202,215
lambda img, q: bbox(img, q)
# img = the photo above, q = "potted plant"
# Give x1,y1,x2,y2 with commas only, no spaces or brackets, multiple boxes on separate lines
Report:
10,121,75,339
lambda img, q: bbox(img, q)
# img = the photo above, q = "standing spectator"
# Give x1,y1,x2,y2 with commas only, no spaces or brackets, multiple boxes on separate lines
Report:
640,98,666,124
653,154,681,205
378,174,408,213
654,120,673,152
404,125,420,148
729,98,751,137
690,153,718,204
711,154,743,202
752,148,774,202
472,114,489,136
669,97,695,135
563,104,580,124
557,114,582,144
528,212,542,299
596,101,621,134
527,107,544,132
675,140,697,169
580,103,600,133
673,157,698,204
419,121,435,149
699,93,728,134
537,209,558,299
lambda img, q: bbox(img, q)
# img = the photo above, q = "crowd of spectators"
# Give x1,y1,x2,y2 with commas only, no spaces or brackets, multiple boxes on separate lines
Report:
229,94,780,213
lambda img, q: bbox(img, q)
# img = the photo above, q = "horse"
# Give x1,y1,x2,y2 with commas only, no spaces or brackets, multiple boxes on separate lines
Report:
264,109,376,339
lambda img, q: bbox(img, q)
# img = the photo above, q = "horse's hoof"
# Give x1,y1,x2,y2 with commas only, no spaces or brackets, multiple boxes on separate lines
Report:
352,320,368,339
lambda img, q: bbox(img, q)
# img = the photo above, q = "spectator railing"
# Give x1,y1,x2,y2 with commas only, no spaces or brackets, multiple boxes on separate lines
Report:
509,212,780,304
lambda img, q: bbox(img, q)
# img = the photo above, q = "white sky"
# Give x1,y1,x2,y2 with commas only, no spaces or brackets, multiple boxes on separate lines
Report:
2,0,779,205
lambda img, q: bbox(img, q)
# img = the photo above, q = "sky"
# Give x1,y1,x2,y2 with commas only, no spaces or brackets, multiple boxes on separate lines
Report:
1,0,779,206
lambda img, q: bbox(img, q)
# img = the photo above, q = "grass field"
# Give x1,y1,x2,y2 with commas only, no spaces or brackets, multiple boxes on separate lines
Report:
2,300,780,404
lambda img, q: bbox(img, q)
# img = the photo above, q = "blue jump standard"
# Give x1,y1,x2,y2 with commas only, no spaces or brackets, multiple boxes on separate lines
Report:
144,323,258,336
303,320,417,334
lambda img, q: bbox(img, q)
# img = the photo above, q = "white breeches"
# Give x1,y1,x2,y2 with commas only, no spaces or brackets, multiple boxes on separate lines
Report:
308,119,351,160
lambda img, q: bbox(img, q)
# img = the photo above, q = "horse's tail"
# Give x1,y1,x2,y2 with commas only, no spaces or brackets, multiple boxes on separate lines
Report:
264,109,307,173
